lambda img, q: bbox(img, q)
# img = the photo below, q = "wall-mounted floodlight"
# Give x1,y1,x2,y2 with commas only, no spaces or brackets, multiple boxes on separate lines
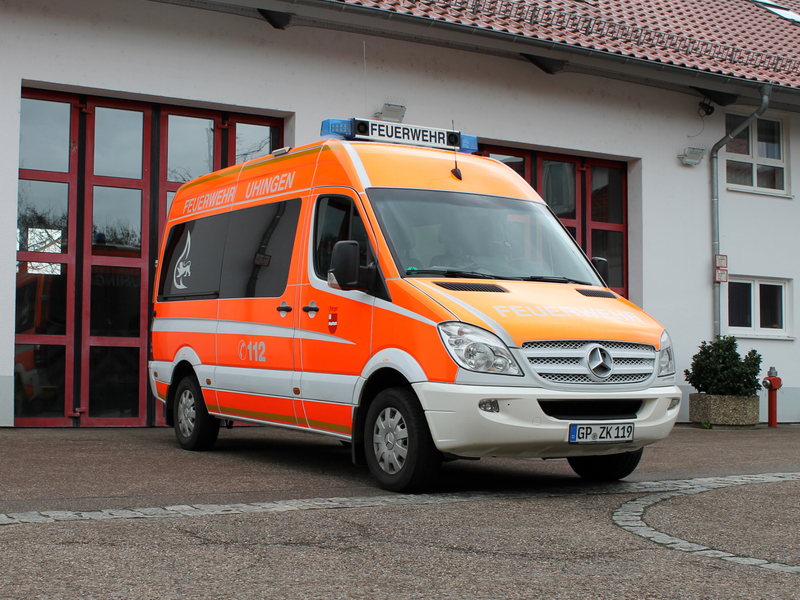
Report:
374,103,406,123
680,147,706,166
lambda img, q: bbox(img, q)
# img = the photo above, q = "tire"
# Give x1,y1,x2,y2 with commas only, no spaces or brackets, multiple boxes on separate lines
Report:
173,375,220,451
364,387,441,493
567,448,643,482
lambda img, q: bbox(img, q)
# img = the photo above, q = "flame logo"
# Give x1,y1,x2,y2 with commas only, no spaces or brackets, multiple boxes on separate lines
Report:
173,231,192,290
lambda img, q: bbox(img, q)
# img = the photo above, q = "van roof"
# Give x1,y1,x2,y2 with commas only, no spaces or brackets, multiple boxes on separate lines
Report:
168,138,543,222
344,140,541,200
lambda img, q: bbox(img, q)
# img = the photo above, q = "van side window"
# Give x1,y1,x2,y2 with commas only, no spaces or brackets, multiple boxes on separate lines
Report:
219,198,302,298
158,212,229,300
313,196,369,279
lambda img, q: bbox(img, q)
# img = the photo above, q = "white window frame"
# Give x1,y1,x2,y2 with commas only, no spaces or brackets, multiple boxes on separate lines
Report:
724,113,789,196
726,276,793,339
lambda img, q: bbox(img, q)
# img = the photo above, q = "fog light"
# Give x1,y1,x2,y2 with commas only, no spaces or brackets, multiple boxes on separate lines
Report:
478,399,500,413
668,397,681,410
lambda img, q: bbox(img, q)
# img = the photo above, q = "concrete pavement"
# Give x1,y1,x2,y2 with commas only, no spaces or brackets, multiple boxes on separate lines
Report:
1,424,799,598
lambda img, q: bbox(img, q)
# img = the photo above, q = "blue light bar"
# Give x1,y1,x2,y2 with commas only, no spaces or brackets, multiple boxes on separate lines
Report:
459,134,478,154
320,118,355,137
320,118,478,153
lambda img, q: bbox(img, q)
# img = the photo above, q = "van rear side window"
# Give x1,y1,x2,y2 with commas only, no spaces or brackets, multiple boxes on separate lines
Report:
159,213,229,300
159,198,302,301
219,198,301,298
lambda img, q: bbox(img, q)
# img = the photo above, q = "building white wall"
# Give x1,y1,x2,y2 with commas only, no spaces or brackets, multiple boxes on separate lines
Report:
0,0,797,424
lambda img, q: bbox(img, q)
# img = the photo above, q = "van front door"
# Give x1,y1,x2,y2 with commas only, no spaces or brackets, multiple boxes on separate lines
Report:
297,191,375,437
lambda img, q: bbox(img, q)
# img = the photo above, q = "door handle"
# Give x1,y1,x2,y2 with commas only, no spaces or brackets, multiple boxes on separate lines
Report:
277,303,292,313
302,305,320,313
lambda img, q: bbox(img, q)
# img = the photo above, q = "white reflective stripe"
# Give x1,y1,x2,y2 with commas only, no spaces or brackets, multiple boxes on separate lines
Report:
374,298,438,327
413,281,517,347
296,329,356,345
215,366,295,397
155,317,353,344
153,318,218,334
301,372,359,404
340,141,372,189
216,320,294,339
305,271,378,303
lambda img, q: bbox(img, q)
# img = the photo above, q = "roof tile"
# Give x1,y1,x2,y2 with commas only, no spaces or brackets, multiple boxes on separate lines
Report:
331,0,800,87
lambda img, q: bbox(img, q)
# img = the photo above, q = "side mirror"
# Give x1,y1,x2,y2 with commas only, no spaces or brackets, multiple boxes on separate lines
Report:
328,241,361,290
591,256,610,287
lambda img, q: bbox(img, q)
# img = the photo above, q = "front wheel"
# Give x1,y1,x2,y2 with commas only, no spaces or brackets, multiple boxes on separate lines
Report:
567,448,643,481
364,387,441,493
173,375,220,451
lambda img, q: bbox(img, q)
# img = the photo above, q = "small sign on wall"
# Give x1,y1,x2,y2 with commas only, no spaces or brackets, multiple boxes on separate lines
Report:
715,269,728,283
715,254,728,268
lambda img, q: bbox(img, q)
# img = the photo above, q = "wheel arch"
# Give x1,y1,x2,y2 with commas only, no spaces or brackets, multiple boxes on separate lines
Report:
351,351,426,466
165,360,199,427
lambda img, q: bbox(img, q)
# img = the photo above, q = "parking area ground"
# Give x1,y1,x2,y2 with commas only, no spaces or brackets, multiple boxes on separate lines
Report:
1,424,799,599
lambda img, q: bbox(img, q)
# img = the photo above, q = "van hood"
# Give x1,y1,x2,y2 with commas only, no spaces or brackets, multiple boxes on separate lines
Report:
407,279,664,348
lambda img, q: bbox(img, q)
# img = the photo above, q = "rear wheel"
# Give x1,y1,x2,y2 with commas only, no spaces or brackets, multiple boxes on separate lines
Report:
364,387,441,493
173,375,220,451
567,448,643,481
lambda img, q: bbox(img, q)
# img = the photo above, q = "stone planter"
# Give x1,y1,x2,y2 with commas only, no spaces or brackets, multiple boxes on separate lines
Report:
689,393,759,426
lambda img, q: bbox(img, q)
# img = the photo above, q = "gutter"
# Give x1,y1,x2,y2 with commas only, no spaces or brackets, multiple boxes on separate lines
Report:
709,85,772,337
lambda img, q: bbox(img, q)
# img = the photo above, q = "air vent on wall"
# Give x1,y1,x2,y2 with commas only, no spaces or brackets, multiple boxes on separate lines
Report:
576,288,617,299
435,282,509,292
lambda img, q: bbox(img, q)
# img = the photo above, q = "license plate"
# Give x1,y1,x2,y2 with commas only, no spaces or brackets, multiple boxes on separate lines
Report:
569,423,634,444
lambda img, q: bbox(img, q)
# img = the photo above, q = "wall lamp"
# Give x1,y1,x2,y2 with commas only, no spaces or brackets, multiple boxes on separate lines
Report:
374,103,406,123
679,147,706,166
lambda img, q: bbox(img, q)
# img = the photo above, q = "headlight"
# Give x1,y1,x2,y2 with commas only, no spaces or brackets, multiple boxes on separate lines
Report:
657,330,676,377
438,322,521,376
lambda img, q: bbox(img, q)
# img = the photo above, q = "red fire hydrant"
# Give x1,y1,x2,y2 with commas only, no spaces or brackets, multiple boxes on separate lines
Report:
762,367,782,428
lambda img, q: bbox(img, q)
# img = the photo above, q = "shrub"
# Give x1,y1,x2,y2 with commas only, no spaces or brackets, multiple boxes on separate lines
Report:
684,335,762,397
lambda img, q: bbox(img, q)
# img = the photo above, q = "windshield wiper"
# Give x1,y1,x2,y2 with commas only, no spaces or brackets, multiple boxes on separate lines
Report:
521,275,592,285
406,268,495,279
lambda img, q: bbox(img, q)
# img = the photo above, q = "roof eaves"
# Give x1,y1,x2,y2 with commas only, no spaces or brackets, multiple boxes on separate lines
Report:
148,0,800,103
330,0,800,84
261,0,800,93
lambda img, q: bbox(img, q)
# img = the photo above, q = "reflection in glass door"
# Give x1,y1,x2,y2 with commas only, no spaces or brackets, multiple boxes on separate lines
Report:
15,89,283,427
79,99,151,425
15,91,79,425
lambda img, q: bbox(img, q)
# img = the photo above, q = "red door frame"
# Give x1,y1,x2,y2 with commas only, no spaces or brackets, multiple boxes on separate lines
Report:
15,89,81,427
158,106,224,243
584,158,628,298
225,113,284,167
535,152,583,243
78,97,153,426
15,93,287,427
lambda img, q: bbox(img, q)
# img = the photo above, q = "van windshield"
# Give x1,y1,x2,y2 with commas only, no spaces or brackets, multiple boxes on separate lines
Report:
367,188,601,285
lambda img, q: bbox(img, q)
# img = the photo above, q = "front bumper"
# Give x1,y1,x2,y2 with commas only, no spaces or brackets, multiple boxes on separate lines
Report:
413,382,682,458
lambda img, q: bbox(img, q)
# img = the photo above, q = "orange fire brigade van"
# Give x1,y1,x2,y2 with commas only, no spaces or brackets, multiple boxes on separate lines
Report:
149,119,681,492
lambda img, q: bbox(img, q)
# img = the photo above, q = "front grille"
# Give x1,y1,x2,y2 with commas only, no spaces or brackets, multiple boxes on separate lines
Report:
530,357,581,367
538,400,643,420
522,340,656,386
523,340,652,352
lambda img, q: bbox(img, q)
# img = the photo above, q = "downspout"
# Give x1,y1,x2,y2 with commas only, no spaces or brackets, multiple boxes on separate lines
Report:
709,84,772,337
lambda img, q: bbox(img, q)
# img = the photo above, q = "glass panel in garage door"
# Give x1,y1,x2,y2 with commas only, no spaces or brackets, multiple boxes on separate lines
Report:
15,91,79,426
79,98,151,426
